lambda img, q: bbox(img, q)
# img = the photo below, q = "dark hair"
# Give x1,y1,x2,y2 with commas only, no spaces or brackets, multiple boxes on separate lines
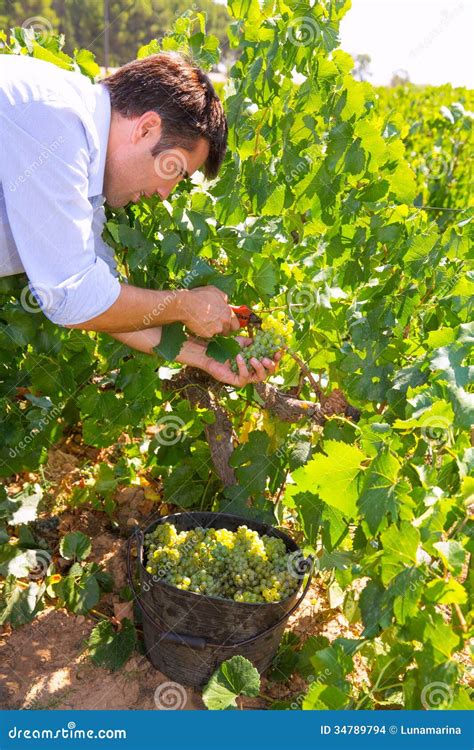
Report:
103,52,227,179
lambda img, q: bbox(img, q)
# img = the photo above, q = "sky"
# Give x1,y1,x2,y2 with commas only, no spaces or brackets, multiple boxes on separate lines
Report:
339,0,474,87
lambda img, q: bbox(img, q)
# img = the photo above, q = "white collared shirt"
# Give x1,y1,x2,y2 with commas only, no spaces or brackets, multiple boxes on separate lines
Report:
0,55,121,325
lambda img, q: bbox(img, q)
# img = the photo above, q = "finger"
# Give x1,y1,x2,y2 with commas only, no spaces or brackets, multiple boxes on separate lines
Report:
262,357,276,373
249,357,266,380
236,353,250,383
236,336,253,347
230,311,241,332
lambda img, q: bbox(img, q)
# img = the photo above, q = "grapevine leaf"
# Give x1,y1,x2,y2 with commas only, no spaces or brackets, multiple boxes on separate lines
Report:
0,485,42,525
60,531,92,561
54,571,100,615
433,540,466,576
206,336,241,364
424,578,467,605
359,579,393,637
87,618,137,671
380,522,420,585
153,323,187,361
0,576,45,627
290,441,366,519
302,683,349,710
202,655,260,710
358,449,407,534
229,431,272,496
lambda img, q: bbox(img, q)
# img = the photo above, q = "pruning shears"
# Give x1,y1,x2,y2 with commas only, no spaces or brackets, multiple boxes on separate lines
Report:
230,303,297,330
230,305,263,329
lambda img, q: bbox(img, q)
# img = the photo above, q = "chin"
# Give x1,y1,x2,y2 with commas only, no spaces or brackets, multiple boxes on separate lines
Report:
105,195,125,209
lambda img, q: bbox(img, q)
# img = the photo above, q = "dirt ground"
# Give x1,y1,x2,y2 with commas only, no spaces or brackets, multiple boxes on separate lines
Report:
0,540,361,712
0,443,375,711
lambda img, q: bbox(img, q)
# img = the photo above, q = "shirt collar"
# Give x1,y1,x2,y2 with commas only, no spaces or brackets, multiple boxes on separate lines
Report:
87,82,111,200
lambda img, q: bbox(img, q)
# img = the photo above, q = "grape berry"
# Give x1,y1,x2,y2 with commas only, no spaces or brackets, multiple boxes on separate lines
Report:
144,523,299,603
230,311,293,373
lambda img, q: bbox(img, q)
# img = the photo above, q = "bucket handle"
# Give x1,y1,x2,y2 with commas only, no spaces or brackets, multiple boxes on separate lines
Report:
127,528,315,652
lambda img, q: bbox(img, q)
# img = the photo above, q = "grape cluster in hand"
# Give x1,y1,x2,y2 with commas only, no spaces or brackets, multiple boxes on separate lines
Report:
230,311,293,374
144,523,299,603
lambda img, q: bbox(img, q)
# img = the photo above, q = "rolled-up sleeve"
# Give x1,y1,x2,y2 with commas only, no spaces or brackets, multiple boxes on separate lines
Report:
0,99,120,325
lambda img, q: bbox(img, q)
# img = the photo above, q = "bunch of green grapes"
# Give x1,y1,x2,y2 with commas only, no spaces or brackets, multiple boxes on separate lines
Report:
143,522,299,604
230,311,294,374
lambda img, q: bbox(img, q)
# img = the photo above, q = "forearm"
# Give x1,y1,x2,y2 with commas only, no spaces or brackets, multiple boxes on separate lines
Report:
67,283,187,334
108,327,162,355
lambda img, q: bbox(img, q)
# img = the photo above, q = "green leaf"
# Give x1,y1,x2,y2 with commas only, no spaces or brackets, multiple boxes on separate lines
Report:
408,612,460,664
358,450,406,534
54,571,100,615
248,257,278,296
302,682,349,710
87,618,137,671
309,642,353,693
290,441,366,518
0,485,42,525
229,431,272,496
403,232,438,264
359,180,389,202
424,578,467,605
433,540,466,576
153,323,187,361
202,655,260,710
380,522,420,585
206,336,241,364
163,464,204,509
359,579,393,636
74,48,100,79
220,485,275,525
0,576,45,627
60,531,92,561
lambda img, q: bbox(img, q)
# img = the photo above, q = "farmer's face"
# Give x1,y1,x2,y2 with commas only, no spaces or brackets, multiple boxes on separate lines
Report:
104,111,209,208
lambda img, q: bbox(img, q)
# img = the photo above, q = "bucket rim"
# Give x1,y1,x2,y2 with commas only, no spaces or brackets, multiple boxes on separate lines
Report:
136,510,310,609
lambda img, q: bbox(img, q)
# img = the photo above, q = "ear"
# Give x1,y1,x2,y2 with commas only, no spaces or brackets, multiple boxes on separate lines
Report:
131,111,162,145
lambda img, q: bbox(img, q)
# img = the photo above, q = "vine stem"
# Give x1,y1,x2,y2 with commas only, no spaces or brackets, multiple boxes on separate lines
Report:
453,603,468,634
283,346,323,399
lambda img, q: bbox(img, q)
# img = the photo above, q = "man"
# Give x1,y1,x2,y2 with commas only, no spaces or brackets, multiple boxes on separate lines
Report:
0,52,280,385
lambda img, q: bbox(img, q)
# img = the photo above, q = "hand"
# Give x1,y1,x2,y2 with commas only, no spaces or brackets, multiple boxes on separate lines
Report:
175,335,282,386
177,286,241,338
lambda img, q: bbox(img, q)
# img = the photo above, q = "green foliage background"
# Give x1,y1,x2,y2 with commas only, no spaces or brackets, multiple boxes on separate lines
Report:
0,0,231,64
0,0,472,710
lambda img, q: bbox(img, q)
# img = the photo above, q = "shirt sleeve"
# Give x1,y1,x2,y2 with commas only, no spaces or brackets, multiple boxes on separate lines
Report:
0,99,121,325
90,196,119,278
